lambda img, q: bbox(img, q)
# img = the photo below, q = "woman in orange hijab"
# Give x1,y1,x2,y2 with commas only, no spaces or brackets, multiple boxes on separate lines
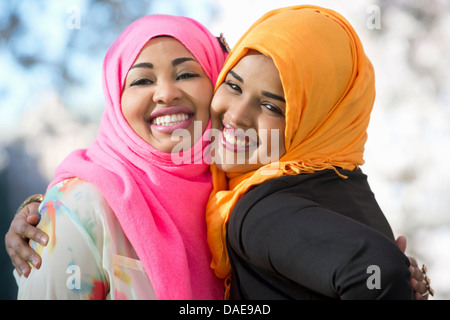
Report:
206,5,416,299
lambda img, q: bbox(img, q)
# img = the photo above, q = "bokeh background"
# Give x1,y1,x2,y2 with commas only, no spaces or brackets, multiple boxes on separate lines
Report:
1,0,449,299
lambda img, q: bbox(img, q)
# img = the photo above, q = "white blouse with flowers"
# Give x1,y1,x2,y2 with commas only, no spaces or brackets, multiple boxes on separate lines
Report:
15,178,157,300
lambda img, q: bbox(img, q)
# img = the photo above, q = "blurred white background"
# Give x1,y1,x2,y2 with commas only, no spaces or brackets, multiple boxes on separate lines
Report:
1,0,448,299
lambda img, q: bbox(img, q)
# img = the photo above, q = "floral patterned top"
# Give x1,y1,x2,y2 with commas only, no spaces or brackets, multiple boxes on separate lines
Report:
15,178,157,300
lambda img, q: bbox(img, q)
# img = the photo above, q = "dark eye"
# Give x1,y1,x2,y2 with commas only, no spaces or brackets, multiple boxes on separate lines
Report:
262,103,284,116
130,78,153,87
225,81,242,93
177,73,200,80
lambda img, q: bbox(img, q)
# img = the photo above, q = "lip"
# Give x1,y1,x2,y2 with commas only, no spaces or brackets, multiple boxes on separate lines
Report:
220,122,259,152
148,106,194,120
148,106,194,134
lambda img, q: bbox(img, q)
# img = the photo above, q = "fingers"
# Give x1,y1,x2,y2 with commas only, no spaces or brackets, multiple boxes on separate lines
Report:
410,276,429,300
409,258,424,282
25,201,43,226
409,259,433,300
5,228,42,277
397,236,433,300
15,203,48,245
396,236,428,299
415,290,428,300
409,255,419,268
4,204,48,278
396,236,407,253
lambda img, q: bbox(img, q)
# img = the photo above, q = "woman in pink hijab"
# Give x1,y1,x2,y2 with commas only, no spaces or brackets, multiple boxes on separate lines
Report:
14,14,227,300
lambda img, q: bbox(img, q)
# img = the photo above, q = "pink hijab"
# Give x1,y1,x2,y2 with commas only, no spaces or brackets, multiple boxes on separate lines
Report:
48,15,227,299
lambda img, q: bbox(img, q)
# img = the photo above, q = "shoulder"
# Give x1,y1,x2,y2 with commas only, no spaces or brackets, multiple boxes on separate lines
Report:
45,178,110,211
228,176,318,244
234,168,373,216
231,173,321,219
44,178,112,220
41,178,112,249
228,169,370,238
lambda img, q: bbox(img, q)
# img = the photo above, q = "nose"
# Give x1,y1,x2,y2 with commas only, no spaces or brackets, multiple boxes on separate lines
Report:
226,99,253,128
152,79,181,104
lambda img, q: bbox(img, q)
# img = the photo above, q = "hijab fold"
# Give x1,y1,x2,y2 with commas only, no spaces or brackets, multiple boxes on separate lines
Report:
49,15,227,300
205,5,376,297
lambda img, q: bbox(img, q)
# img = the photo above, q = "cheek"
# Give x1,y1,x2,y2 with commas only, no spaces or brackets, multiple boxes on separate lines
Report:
210,96,220,118
120,94,134,123
210,89,226,129
191,80,214,118
211,86,230,116
120,91,149,126
198,92,213,120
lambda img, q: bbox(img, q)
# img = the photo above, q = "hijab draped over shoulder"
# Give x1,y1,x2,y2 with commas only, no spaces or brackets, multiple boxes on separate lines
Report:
206,5,376,296
49,15,227,299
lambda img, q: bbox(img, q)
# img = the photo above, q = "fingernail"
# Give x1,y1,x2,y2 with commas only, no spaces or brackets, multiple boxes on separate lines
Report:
30,257,39,268
39,235,48,245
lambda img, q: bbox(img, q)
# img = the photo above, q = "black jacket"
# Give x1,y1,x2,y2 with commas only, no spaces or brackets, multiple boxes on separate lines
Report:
226,168,413,300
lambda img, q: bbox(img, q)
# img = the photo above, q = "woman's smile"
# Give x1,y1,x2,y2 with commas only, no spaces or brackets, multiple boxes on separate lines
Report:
211,51,286,173
121,37,213,153
148,106,194,134
220,122,259,152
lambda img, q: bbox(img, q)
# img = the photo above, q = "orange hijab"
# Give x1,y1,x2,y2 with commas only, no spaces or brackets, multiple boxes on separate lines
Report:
206,5,376,295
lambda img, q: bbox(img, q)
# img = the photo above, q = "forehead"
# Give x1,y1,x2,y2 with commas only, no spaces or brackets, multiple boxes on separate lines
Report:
234,51,272,68
231,52,283,91
135,36,195,61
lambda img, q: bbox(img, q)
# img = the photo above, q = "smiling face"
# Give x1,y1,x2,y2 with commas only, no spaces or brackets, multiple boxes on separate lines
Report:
121,37,213,153
211,51,286,174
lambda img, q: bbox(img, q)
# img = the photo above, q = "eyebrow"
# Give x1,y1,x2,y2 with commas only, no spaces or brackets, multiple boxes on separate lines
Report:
229,70,244,83
172,57,197,67
262,90,286,103
129,62,153,70
229,70,285,103
129,57,197,70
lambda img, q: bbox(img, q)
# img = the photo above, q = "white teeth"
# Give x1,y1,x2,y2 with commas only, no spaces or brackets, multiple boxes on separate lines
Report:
151,113,189,126
223,129,250,147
